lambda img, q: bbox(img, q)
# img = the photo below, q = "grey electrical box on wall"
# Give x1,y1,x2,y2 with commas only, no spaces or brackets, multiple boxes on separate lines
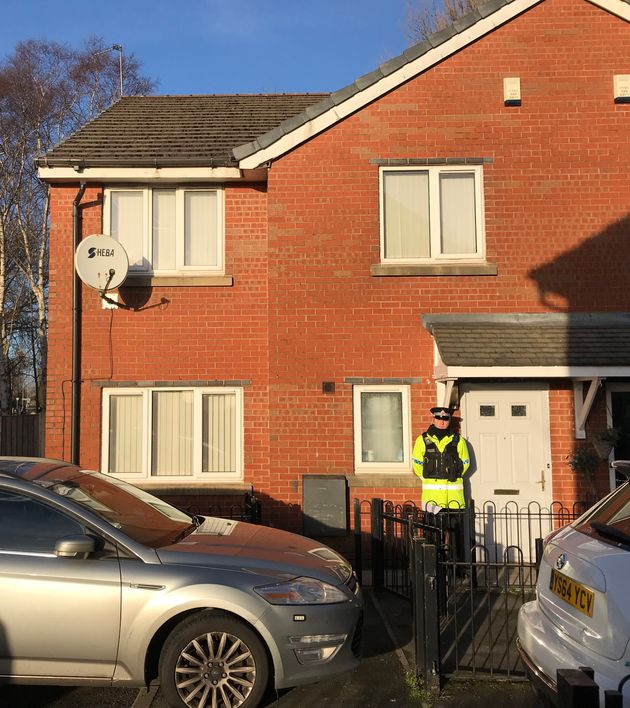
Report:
302,475,348,537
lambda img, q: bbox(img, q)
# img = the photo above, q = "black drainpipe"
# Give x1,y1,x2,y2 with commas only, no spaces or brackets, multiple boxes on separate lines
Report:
72,182,87,465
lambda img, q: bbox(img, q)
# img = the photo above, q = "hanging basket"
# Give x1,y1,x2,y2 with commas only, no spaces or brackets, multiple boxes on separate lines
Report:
592,437,614,459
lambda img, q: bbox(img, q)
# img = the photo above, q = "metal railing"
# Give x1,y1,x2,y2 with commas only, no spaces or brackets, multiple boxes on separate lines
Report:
175,492,262,524
355,496,591,689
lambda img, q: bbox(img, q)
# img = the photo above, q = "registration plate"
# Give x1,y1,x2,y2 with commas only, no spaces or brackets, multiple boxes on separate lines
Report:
549,568,595,617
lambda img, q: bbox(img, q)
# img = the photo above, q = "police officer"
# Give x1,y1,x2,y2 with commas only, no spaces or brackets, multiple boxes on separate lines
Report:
412,406,470,563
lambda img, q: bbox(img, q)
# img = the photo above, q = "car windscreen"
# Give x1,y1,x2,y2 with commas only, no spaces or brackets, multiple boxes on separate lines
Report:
575,481,630,548
40,471,195,548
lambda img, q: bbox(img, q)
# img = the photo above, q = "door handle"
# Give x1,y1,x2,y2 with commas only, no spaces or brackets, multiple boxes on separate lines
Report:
536,470,545,492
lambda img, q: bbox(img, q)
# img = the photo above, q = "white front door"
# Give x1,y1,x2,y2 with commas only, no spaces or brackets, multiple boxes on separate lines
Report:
461,383,552,561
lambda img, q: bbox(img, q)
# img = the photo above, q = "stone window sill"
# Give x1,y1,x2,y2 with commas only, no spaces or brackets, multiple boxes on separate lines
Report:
346,474,421,488
137,482,252,495
371,262,498,277
123,274,234,287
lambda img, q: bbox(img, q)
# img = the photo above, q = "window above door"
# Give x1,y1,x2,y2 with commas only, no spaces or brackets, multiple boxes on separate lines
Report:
379,165,485,265
103,187,224,276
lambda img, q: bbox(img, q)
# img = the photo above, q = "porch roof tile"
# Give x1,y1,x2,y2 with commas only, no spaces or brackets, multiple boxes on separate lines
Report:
422,313,630,367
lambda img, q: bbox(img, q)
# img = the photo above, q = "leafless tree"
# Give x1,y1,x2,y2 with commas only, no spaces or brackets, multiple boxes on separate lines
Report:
0,38,155,413
406,0,485,42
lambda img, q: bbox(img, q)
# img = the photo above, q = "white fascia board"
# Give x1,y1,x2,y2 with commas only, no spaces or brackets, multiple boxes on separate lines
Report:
433,364,630,380
238,0,544,170
587,0,630,21
37,166,259,184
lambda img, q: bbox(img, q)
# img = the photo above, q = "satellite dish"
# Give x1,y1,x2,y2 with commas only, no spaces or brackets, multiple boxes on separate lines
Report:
75,235,129,292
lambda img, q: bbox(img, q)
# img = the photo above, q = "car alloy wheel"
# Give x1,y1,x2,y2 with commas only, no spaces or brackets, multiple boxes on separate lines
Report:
160,612,269,708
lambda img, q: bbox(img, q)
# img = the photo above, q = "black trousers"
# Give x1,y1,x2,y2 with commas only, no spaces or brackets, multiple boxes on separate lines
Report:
436,508,466,564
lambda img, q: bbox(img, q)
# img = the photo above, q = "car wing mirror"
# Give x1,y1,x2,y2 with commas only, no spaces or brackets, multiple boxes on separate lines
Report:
611,460,630,479
55,534,96,559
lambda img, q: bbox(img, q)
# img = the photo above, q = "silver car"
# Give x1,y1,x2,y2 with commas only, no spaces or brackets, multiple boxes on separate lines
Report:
0,458,362,708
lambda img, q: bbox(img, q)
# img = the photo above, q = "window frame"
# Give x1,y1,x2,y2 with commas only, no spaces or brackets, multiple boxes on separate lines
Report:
103,186,225,275
353,384,412,474
379,165,485,264
101,386,244,483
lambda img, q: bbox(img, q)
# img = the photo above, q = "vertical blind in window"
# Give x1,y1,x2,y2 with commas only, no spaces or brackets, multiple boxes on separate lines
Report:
108,395,143,474
153,190,176,271
202,393,237,473
151,391,193,477
439,172,477,254
185,191,217,267
383,171,430,258
111,191,145,268
360,391,404,463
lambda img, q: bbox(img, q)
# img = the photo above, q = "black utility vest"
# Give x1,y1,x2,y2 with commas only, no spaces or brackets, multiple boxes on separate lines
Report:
423,434,464,481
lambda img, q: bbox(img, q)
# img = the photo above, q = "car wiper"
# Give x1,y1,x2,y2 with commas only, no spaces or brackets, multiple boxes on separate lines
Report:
590,521,630,546
171,522,198,544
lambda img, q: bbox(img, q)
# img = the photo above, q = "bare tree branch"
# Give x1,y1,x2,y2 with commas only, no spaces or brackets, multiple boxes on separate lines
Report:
0,38,156,412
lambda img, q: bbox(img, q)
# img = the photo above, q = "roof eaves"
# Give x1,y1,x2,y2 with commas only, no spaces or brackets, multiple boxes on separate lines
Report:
232,141,259,162
304,95,335,118
452,8,484,32
402,40,433,62
354,67,385,91
427,24,458,47
478,0,512,18
37,156,234,168
232,94,336,162
255,125,287,150
378,53,410,77
330,83,360,105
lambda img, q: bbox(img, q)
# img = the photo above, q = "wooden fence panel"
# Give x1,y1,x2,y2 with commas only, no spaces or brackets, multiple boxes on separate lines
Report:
0,415,42,456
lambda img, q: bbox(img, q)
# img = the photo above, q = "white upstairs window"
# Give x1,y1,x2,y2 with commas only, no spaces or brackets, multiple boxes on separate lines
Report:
104,187,224,274
380,166,485,263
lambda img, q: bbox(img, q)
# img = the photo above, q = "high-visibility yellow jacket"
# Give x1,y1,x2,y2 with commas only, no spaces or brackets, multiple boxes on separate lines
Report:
412,431,470,509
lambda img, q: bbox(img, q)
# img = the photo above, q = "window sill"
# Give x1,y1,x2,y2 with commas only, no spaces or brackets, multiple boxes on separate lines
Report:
347,474,421,488
137,482,252,495
123,274,234,287
371,262,498,277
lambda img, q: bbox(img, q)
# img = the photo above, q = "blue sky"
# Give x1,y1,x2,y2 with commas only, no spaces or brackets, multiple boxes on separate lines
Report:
1,0,416,94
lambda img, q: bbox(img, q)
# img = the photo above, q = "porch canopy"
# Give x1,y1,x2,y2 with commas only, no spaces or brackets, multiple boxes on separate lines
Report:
422,312,630,438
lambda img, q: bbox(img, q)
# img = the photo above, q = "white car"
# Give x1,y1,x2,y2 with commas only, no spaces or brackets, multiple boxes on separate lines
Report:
518,461,630,707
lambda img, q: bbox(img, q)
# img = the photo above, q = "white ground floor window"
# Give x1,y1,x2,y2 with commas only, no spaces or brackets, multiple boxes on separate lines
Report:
353,384,411,473
101,387,243,483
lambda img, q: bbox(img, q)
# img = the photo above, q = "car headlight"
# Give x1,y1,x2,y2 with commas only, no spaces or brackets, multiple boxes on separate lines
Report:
254,576,348,605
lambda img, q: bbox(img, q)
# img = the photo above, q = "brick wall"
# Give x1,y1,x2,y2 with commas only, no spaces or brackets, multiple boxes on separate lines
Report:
46,183,271,492
264,0,630,522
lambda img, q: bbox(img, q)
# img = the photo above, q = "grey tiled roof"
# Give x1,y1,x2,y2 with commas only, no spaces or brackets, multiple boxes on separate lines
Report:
37,94,328,168
39,0,520,170
423,313,630,367
39,0,630,170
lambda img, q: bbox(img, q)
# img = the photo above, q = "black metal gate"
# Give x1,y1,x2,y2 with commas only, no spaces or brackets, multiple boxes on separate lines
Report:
354,497,590,689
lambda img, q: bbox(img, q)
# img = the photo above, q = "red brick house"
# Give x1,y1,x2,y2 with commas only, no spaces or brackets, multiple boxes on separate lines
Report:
38,0,630,543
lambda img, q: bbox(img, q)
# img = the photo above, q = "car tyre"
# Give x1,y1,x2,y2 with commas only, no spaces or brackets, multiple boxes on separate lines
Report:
159,611,270,708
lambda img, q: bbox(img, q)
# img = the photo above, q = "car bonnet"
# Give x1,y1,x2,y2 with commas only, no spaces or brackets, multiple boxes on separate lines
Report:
155,517,353,586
